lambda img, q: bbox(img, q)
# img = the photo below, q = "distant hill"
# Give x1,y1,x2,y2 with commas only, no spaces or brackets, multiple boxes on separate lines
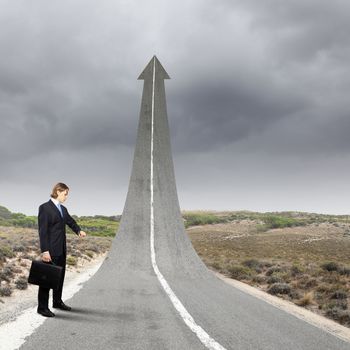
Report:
0,205,12,220
1,204,349,236
0,205,120,237
0,205,37,228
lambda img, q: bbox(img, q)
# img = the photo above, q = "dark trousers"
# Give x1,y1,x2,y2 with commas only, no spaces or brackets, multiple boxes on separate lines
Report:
38,255,66,310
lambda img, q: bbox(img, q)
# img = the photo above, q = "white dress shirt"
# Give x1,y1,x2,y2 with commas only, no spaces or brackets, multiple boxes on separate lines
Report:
51,197,60,206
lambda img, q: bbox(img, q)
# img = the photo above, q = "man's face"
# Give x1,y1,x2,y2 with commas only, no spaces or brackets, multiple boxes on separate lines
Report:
57,190,69,203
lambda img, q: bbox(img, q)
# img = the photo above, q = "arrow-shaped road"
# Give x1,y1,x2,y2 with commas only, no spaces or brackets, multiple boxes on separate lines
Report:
20,57,349,350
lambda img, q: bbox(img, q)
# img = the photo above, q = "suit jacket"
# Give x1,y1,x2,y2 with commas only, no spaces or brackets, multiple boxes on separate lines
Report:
38,200,81,256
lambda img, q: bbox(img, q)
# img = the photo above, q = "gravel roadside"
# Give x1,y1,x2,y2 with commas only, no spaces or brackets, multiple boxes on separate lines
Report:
0,254,106,326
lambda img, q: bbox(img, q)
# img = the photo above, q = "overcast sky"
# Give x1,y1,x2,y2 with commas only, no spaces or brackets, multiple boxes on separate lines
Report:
1,0,350,216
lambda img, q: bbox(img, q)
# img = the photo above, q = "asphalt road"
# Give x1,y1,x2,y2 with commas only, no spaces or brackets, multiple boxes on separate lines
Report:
20,57,350,350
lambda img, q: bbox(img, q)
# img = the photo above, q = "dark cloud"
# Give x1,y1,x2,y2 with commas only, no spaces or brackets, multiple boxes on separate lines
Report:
166,0,350,156
227,0,350,62
169,75,309,153
0,0,349,215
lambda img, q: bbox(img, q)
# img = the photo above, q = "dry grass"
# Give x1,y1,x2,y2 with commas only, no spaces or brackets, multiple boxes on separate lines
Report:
296,291,317,306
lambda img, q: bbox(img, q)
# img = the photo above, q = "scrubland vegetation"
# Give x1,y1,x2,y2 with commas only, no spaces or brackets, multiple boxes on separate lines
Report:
1,206,349,327
186,210,350,327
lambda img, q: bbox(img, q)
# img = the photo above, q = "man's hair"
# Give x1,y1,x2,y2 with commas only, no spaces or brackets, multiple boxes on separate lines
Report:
50,183,69,199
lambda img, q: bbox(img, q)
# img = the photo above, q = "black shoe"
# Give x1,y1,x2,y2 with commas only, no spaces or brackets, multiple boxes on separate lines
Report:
37,308,55,317
53,301,72,311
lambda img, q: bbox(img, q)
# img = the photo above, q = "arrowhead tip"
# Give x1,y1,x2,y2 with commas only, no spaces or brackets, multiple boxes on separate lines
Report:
138,56,170,80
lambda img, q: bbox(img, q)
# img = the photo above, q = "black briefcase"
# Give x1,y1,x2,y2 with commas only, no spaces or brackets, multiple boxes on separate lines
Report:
28,260,63,290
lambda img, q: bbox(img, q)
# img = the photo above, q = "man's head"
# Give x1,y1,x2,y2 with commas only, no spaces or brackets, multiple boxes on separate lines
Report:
51,182,69,203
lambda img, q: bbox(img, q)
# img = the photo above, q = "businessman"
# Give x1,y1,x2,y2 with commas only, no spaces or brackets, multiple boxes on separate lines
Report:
37,182,87,317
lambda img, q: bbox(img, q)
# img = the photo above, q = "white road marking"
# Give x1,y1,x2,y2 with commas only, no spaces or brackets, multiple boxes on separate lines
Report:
0,260,104,350
149,57,227,350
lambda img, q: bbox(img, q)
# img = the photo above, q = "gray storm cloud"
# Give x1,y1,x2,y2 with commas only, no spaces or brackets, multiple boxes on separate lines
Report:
0,0,349,215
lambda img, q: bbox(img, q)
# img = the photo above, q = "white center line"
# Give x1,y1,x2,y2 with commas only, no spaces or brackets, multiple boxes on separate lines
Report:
149,57,227,350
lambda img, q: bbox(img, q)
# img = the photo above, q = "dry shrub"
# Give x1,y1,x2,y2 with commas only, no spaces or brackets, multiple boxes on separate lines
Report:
86,245,100,254
252,275,266,283
242,259,261,271
0,285,12,297
70,250,82,258
304,278,318,289
0,265,14,282
267,275,284,284
266,266,287,276
12,265,22,274
13,244,26,252
228,265,253,280
296,292,316,306
321,261,340,272
295,275,318,289
339,266,350,276
316,283,333,294
208,260,222,271
15,276,28,290
291,264,304,276
330,290,348,300
267,283,291,295
289,289,302,300
326,307,350,326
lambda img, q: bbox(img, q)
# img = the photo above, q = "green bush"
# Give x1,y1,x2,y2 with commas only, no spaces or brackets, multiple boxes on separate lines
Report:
261,215,305,229
9,214,37,228
0,245,14,259
256,224,268,232
0,206,12,219
0,205,119,233
66,256,77,266
73,217,119,237
183,213,227,228
228,265,253,280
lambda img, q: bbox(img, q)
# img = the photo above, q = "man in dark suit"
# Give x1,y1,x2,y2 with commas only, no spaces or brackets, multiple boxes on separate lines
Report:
37,182,87,317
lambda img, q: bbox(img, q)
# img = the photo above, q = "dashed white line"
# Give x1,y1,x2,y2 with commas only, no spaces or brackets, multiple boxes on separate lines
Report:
149,57,227,350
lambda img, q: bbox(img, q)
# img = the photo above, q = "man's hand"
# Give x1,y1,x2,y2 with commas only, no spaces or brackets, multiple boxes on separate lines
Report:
42,251,52,262
79,230,87,238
